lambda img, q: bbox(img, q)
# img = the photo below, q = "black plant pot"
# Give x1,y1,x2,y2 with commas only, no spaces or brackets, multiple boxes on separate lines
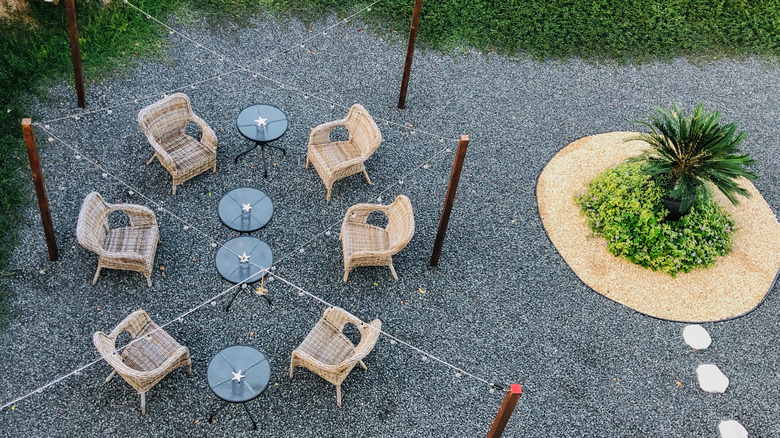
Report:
662,193,696,221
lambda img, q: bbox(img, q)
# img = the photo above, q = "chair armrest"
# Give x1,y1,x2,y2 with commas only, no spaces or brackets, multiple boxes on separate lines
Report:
191,114,217,151
309,119,348,146
111,204,157,227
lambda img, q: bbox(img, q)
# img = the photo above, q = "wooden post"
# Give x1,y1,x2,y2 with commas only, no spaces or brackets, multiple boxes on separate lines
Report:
430,134,469,266
64,0,86,108
486,384,522,438
397,0,422,109
22,119,59,262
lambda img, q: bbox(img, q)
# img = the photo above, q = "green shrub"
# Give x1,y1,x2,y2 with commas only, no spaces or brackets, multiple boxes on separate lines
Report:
575,161,734,276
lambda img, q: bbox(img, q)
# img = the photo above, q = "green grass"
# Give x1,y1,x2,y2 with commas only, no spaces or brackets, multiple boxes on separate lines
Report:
2,0,780,327
0,0,176,328
261,0,780,62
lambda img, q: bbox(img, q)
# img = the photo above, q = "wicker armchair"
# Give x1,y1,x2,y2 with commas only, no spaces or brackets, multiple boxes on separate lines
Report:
290,307,382,407
340,195,414,282
305,104,382,201
76,192,159,287
138,93,217,195
93,310,191,416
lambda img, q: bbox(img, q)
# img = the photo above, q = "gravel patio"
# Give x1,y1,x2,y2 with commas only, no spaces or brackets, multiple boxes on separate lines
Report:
1,11,779,437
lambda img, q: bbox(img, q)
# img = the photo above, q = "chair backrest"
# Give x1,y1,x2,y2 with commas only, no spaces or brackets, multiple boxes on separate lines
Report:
137,93,193,145
345,104,382,158
385,195,415,251
76,192,111,254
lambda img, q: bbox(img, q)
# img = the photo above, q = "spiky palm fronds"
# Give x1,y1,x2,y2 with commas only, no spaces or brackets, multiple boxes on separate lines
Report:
627,103,757,212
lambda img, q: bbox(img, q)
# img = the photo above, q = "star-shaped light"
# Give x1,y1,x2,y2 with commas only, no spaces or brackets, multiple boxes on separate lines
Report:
238,252,250,263
231,370,245,383
254,116,267,126
241,203,253,212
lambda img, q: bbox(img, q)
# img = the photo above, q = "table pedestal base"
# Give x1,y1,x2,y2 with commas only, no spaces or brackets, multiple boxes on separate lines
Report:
235,141,287,178
209,400,258,430
225,286,273,312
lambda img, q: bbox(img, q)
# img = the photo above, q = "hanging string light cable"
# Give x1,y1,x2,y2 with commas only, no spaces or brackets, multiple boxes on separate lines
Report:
267,270,507,392
43,0,458,143
1,1,503,412
0,124,505,412
0,268,264,412
123,0,454,141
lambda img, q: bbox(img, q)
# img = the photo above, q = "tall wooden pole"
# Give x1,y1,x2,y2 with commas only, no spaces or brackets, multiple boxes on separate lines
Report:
64,0,86,108
430,134,469,266
22,119,59,262
397,0,422,109
486,384,522,438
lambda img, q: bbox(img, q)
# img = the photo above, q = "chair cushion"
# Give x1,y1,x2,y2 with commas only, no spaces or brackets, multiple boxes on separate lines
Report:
341,223,389,258
297,319,355,366
158,133,214,176
103,225,158,267
309,141,361,175
121,321,183,372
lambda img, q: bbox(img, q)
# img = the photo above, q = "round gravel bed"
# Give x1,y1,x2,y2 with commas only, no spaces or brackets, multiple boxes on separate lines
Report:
537,132,780,322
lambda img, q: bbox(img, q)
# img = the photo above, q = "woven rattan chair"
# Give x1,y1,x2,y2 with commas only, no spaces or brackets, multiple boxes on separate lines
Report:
340,195,414,282
76,192,159,287
290,307,382,407
138,93,217,195
305,104,382,201
93,310,191,416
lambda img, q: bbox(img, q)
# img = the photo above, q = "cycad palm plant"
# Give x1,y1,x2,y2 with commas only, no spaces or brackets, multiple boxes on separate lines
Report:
628,103,757,215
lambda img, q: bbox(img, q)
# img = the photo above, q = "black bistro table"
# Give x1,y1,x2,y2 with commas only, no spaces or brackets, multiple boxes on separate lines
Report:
218,187,273,233
207,345,271,431
216,236,273,310
236,104,288,177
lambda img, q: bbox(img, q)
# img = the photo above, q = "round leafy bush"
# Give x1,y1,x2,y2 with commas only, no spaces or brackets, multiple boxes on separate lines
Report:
575,161,735,276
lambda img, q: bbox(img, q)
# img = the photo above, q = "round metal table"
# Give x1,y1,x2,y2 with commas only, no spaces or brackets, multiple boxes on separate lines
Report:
235,104,289,177
218,187,273,233
215,236,273,310
207,345,271,430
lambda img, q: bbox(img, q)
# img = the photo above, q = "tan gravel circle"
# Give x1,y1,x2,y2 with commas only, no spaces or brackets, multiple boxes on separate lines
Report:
537,132,780,322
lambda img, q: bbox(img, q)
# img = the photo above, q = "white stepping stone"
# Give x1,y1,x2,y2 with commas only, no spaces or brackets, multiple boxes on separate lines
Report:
683,324,712,350
719,420,748,438
697,364,729,393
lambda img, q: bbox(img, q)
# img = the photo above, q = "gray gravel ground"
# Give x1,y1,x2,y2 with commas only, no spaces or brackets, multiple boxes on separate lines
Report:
1,11,779,438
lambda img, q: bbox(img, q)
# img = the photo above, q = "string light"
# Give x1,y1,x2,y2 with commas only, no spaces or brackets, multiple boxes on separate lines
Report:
124,0,456,142
42,0,383,126
14,125,474,408
5,2,488,409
